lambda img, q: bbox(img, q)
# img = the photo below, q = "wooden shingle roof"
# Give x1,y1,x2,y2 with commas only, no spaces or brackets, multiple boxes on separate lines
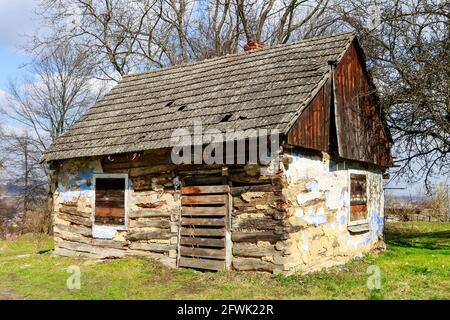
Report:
44,32,356,161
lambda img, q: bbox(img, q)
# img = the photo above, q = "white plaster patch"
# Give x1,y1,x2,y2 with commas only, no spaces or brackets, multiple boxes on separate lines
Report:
150,193,158,202
92,226,117,239
325,189,344,209
296,191,322,205
302,232,309,251
296,207,328,226
56,190,92,203
302,208,328,226
295,208,304,218
283,154,324,184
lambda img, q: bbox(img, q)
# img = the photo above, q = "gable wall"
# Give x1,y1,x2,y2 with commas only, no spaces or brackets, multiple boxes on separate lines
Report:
287,78,332,152
287,40,391,167
334,40,391,167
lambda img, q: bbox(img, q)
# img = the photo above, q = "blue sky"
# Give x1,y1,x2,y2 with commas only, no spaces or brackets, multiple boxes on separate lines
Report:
0,48,30,89
0,0,38,130
0,0,38,88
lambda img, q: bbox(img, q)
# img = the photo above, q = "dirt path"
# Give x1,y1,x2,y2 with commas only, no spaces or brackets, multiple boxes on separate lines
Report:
0,287,24,300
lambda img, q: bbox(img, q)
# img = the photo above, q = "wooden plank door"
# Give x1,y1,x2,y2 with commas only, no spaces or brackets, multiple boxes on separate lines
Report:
178,185,231,271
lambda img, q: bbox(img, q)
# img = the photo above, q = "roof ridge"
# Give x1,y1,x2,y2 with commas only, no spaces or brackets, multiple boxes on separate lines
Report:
44,31,357,161
123,31,356,80
281,31,356,135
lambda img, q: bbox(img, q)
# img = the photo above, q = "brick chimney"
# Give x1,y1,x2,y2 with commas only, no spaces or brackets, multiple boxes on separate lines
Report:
244,37,264,52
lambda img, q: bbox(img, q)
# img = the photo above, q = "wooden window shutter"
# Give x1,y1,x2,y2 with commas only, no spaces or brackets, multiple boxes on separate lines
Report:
349,173,368,222
95,178,125,226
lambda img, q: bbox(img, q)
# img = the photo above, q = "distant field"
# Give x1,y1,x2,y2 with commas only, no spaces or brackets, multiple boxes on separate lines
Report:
0,221,449,300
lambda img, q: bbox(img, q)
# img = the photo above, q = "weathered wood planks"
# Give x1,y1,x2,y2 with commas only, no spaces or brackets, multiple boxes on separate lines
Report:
180,247,226,260
181,185,230,195
178,257,225,271
181,194,227,205
181,206,227,216
180,228,225,237
178,183,230,271
181,218,226,227
179,236,225,248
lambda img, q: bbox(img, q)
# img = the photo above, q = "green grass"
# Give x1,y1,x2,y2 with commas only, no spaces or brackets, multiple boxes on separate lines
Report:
0,222,449,300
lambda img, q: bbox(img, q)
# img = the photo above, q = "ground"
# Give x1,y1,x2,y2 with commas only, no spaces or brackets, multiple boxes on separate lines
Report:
0,222,448,300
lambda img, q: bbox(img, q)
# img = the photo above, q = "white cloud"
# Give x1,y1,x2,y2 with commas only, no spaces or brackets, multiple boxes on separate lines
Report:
0,0,39,48
0,88,27,131
0,87,13,114
0,87,10,113
0,87,7,101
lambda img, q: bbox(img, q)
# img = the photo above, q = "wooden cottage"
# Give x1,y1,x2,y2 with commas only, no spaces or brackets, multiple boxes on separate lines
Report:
44,32,392,274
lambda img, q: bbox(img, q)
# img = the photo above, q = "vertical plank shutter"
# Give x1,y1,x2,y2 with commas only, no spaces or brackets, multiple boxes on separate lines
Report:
95,178,125,225
178,185,230,271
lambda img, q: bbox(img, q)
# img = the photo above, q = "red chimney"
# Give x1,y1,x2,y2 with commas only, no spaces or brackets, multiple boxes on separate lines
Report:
244,37,264,52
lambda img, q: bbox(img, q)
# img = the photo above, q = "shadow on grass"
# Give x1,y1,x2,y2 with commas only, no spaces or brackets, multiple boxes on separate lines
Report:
385,230,450,251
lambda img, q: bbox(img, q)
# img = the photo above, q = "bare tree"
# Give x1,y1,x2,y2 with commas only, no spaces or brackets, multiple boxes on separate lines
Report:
0,43,105,231
25,0,448,192
0,130,45,214
33,0,332,74
333,0,449,190
187,0,240,59
3,43,106,153
34,0,163,80
235,0,330,45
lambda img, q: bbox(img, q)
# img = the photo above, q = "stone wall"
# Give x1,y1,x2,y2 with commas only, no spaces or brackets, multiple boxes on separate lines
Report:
229,164,287,273
277,149,385,274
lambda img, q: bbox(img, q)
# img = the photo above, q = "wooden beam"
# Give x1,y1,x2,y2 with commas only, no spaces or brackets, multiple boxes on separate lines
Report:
181,218,226,227
181,185,230,195
126,230,175,241
179,247,226,260
59,206,91,218
180,236,225,248
232,257,277,272
181,194,227,205
230,184,273,196
178,256,225,271
129,242,175,253
181,206,227,216
54,224,91,237
58,212,92,227
129,208,175,218
180,228,225,237
231,231,282,243
129,219,171,228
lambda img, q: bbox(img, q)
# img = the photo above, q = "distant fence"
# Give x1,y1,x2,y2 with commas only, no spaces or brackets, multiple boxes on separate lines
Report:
385,208,449,222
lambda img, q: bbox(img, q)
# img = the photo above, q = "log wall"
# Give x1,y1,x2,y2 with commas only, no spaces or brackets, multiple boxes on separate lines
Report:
52,154,179,267
51,147,386,274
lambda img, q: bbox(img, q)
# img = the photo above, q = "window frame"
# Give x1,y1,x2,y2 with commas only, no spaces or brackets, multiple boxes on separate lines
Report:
92,173,129,231
347,170,369,227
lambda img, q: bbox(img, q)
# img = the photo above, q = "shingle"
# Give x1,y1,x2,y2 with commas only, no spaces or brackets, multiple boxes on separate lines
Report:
44,32,355,161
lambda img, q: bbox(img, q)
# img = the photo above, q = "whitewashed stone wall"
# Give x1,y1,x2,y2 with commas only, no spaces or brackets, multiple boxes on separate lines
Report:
280,149,385,273
51,151,386,274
